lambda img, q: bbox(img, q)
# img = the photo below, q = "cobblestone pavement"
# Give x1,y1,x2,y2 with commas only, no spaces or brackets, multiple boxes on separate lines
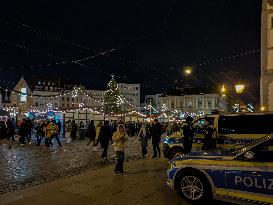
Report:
0,136,147,194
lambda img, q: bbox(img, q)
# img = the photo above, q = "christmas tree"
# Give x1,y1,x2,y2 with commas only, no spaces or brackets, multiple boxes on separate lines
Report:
103,75,122,113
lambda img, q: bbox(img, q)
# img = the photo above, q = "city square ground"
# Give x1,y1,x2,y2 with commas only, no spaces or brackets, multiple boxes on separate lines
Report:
0,137,231,205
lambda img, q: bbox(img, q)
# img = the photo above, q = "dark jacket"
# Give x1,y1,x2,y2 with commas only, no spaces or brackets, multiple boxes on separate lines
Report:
0,122,7,139
86,123,96,140
182,123,193,141
98,125,112,148
151,122,162,144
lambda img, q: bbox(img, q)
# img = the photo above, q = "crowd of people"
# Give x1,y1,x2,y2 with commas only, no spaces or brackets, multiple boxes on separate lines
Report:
1,116,215,175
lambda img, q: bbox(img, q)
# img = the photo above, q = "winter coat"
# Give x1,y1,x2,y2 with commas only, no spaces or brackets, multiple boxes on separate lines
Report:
112,125,128,152
138,125,148,147
151,122,162,144
86,123,96,140
98,125,112,148
0,122,7,139
19,121,28,137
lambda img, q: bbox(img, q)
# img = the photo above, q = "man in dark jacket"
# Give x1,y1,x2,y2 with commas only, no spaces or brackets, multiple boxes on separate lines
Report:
70,120,78,141
86,120,96,147
98,121,112,158
202,118,216,150
151,119,162,158
25,118,33,143
6,118,15,141
19,119,28,145
182,116,194,153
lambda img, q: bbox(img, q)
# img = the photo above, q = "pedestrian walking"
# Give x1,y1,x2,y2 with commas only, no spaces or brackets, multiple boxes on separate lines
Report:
0,121,11,149
93,121,103,151
6,118,15,141
25,118,33,144
151,119,162,158
86,120,96,147
202,118,216,150
19,119,28,145
45,120,53,147
47,120,62,148
138,124,148,158
57,120,62,136
70,120,78,141
112,124,128,174
182,116,194,153
98,121,112,158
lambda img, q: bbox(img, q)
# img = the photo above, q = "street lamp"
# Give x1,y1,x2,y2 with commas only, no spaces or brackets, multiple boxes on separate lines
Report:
184,66,192,76
234,83,245,112
220,85,227,112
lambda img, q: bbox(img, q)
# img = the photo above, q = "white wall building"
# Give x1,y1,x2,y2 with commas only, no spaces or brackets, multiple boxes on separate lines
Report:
118,83,140,110
261,0,273,111
32,91,60,110
145,93,220,115
59,88,104,109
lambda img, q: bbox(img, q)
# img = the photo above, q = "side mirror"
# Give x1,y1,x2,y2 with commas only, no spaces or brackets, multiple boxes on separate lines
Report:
244,151,254,160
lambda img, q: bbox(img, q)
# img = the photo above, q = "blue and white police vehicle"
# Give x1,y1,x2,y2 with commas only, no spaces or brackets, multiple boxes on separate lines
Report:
163,112,273,159
167,134,273,204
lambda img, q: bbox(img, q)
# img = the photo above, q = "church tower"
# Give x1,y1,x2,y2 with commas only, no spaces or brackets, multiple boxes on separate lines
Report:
261,0,273,111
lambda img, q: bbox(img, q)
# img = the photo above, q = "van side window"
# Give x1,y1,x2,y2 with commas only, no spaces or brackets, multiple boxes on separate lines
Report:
219,115,273,134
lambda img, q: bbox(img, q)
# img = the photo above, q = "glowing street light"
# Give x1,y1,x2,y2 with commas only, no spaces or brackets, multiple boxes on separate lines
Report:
184,66,192,76
234,83,245,112
260,106,266,112
221,85,226,93
235,84,245,94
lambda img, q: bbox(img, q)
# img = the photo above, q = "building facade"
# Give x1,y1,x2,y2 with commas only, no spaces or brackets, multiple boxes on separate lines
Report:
118,83,140,110
261,0,273,111
145,93,220,115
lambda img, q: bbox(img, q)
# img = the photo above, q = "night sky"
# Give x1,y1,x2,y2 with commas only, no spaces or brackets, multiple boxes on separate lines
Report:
0,0,261,102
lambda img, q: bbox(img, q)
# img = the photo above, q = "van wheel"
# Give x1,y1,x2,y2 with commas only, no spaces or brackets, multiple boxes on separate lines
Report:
176,170,212,204
171,149,184,159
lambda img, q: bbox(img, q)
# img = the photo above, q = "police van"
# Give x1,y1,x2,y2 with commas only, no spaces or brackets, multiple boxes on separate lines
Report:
167,134,273,204
163,112,273,159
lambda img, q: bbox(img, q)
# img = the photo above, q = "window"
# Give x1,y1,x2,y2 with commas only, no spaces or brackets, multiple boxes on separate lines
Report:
136,87,139,90
62,97,65,101
35,102,38,107
207,99,212,108
55,103,58,107
45,86,48,91
272,17,273,28
219,114,273,134
198,99,203,108
62,104,65,107
67,97,70,101
242,139,273,162
50,87,53,91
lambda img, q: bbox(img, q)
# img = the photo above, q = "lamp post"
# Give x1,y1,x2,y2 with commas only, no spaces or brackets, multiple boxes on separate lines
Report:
234,84,245,112
220,85,227,112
